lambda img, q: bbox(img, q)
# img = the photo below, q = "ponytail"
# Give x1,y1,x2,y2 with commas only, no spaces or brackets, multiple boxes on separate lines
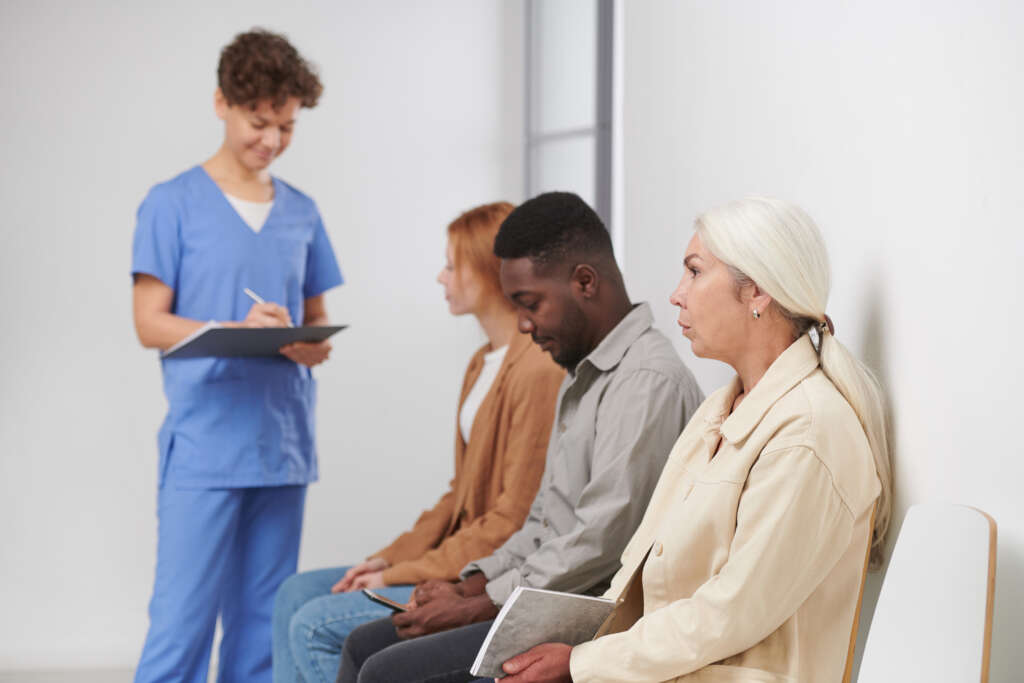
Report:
818,329,892,568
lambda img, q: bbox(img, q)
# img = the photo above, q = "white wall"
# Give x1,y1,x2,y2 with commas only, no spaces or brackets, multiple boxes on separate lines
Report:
0,0,523,669
5,0,1022,676
621,2,1023,680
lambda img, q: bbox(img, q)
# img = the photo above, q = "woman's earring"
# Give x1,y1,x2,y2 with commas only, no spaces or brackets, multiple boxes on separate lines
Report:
752,309,760,320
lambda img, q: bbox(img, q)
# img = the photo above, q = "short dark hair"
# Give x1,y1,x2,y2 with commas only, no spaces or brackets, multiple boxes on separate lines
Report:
217,29,323,109
493,192,613,270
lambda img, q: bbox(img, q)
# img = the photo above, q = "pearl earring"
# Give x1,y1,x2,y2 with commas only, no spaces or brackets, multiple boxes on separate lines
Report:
752,309,760,320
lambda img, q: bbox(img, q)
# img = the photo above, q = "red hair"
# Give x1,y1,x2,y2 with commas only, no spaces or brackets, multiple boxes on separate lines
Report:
447,202,515,304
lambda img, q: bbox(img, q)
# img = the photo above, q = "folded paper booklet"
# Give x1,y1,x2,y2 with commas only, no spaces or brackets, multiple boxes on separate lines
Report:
162,322,346,359
470,587,616,679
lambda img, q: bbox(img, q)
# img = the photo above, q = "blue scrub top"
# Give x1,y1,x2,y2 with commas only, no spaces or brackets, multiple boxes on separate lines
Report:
131,166,343,488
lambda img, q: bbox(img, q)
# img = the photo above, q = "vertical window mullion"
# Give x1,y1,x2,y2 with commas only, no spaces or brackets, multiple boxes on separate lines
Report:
594,0,614,228
525,0,613,231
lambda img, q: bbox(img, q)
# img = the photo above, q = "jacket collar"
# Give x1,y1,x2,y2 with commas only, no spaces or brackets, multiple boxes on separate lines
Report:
506,327,536,364
718,334,821,445
463,328,534,397
577,302,654,375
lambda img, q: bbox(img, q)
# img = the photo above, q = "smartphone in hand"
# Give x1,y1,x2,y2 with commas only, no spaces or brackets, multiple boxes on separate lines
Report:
362,588,408,612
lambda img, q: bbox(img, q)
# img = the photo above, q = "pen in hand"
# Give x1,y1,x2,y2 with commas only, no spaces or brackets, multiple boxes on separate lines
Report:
243,287,294,327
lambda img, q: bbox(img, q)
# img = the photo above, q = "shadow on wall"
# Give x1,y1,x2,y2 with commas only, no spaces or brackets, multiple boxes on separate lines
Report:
849,265,1017,679
855,261,901,535
846,265,899,680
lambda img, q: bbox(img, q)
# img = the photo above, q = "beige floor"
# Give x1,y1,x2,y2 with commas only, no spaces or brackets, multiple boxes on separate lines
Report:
0,672,133,683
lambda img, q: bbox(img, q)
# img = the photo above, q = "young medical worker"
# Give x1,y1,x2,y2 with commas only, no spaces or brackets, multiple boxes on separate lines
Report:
130,29,342,683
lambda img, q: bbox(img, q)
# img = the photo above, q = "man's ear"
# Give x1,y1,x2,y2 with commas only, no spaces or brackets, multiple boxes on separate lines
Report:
570,264,599,300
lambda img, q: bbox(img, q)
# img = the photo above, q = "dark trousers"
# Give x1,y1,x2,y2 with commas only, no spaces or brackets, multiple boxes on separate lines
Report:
336,617,494,683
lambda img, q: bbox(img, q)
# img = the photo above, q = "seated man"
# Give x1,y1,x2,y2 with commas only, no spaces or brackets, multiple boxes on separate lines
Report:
271,201,564,683
336,192,705,683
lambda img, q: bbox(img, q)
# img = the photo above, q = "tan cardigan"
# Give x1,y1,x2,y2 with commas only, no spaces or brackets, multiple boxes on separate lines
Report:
571,335,880,682
374,331,564,585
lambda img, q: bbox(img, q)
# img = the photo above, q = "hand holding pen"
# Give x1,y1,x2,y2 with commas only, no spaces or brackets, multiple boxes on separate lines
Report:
241,287,294,328
238,288,329,367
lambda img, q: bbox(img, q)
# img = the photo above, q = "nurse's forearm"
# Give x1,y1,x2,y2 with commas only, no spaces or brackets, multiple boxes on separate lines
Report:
303,313,329,326
302,294,329,326
133,275,207,351
134,311,205,351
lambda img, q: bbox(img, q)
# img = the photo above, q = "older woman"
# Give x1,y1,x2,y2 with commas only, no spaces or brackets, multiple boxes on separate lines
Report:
500,197,893,683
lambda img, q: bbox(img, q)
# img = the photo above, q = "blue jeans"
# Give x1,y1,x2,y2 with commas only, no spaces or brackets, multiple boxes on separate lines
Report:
272,567,414,683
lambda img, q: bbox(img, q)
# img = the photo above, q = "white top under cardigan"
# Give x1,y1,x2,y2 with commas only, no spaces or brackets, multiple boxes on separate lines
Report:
459,344,508,443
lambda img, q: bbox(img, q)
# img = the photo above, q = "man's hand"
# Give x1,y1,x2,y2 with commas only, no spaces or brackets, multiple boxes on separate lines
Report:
410,571,487,608
457,571,489,597
391,593,499,640
332,558,389,593
411,579,462,607
500,643,573,683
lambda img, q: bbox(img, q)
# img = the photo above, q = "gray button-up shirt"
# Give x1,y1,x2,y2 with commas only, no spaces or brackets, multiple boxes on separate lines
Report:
462,303,704,604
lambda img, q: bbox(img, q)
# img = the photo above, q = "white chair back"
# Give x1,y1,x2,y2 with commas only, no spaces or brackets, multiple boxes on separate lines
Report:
857,503,996,682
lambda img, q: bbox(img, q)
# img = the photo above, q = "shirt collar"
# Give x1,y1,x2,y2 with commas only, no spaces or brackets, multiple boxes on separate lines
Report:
577,302,654,374
719,334,821,445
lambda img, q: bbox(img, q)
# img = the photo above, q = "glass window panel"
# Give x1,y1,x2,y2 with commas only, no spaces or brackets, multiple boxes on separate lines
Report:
531,135,596,210
531,0,597,135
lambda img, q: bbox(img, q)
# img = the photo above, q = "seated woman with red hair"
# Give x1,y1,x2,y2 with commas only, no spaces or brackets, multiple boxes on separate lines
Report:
272,201,564,683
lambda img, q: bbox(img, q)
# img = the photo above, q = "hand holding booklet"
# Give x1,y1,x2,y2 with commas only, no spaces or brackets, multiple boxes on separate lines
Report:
470,587,616,679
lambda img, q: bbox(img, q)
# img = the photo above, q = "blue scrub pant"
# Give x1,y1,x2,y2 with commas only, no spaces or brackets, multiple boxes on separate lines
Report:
135,485,306,683
272,567,413,683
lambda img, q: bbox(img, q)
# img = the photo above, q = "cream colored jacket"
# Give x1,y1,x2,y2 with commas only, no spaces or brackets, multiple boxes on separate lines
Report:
570,336,880,682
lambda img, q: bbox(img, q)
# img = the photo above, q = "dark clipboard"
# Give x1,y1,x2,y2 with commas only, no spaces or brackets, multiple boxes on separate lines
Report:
162,325,347,359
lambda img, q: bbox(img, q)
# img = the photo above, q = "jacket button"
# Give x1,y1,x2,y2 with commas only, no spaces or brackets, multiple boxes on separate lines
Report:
558,423,567,433
654,542,664,556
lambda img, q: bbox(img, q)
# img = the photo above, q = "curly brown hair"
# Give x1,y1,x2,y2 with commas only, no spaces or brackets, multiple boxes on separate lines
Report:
217,29,322,109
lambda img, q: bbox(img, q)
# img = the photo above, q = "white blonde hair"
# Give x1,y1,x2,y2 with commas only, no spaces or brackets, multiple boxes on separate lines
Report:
696,196,892,567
